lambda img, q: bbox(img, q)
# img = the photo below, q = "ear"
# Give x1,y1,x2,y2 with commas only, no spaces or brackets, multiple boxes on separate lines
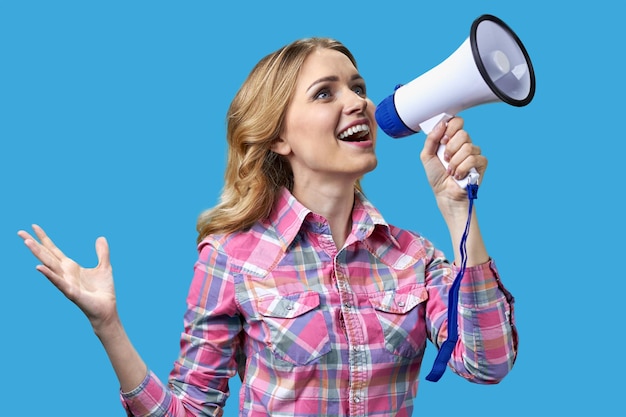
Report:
270,136,291,156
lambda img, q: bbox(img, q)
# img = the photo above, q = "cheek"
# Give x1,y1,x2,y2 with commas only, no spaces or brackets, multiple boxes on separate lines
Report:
299,113,340,145
367,100,377,124
367,105,378,135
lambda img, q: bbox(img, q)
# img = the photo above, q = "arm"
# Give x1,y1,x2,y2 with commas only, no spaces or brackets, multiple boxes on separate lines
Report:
19,225,241,416
419,117,489,267
121,239,243,416
425,253,517,383
17,225,148,392
419,119,517,381
454,260,517,382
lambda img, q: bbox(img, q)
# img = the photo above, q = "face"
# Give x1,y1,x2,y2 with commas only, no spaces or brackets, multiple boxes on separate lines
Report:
273,48,377,189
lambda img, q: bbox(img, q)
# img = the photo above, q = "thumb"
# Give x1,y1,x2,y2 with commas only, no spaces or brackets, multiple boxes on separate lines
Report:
95,236,111,269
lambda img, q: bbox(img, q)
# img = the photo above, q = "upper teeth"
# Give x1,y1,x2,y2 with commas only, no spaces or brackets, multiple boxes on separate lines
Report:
338,124,370,140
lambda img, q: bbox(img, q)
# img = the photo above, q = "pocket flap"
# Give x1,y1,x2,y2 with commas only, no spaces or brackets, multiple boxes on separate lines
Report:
370,285,428,314
257,291,321,318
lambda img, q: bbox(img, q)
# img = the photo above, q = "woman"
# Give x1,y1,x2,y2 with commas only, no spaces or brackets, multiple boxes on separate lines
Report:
18,37,517,417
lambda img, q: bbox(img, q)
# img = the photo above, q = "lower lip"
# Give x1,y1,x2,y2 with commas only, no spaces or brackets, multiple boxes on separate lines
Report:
340,136,374,148
347,139,373,148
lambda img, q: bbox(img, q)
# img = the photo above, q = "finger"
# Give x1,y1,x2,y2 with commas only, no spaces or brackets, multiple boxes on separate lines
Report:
31,224,68,260
95,237,111,269
442,131,472,173
454,154,486,180
35,264,71,294
445,129,472,156
21,236,64,275
459,154,487,178
19,228,62,271
448,140,479,174
17,229,35,242
444,116,465,139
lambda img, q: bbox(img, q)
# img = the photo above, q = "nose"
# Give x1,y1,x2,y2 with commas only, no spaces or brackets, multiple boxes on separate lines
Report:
344,91,368,115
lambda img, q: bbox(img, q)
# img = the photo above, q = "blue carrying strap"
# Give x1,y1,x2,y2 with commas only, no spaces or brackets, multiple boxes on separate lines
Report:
425,183,479,382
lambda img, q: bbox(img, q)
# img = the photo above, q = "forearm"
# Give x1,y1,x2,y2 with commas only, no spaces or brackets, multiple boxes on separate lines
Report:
93,316,148,393
439,202,489,267
454,261,518,383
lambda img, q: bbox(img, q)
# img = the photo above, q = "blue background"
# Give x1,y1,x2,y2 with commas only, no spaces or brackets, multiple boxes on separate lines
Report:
1,1,623,416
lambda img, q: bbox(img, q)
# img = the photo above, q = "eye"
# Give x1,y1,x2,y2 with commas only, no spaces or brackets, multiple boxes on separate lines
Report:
352,83,366,97
313,87,332,100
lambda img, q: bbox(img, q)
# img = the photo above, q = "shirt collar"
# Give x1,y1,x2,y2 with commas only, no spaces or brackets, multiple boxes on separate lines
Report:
268,188,312,251
351,189,401,249
269,187,400,250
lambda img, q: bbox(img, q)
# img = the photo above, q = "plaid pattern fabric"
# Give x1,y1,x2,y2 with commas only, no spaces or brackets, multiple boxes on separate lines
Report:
121,188,517,417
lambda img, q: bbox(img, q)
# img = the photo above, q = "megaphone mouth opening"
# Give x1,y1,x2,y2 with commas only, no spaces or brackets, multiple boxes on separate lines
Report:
471,14,536,107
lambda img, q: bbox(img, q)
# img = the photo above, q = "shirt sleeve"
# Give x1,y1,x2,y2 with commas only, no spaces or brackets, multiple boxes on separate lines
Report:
426,257,517,384
120,239,243,417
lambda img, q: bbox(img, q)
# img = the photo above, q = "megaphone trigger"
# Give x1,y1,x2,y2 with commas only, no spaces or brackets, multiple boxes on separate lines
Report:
417,112,453,135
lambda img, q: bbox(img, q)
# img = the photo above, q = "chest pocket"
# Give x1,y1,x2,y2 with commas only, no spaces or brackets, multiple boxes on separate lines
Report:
369,284,429,359
257,291,331,366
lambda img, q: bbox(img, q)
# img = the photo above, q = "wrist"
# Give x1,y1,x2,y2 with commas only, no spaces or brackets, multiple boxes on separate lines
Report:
436,197,471,224
92,313,124,340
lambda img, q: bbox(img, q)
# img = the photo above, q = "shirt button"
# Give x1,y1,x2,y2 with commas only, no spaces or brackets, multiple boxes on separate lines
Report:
353,396,361,403
344,302,351,308
286,305,293,310
398,301,405,307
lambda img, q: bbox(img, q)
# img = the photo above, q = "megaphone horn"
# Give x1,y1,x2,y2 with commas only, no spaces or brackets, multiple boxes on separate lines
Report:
375,14,536,188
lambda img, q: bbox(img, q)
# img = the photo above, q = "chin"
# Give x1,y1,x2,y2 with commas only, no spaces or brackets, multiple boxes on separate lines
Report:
359,157,378,176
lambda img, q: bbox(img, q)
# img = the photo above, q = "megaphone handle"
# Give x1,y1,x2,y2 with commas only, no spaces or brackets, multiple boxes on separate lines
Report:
437,144,480,188
420,113,480,189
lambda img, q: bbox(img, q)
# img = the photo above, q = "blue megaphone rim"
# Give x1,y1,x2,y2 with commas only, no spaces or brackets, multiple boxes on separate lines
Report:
374,92,417,138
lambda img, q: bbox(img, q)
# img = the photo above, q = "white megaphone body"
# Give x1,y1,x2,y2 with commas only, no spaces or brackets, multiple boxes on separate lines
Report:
375,14,536,188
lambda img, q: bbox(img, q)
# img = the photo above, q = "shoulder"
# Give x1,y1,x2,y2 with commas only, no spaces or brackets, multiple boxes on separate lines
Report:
366,222,441,270
197,219,285,277
388,224,433,252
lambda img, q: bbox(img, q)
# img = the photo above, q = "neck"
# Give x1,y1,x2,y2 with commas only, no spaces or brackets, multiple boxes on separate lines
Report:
291,180,355,249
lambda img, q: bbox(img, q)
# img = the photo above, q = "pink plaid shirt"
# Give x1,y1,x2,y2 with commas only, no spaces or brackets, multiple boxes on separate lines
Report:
121,187,517,417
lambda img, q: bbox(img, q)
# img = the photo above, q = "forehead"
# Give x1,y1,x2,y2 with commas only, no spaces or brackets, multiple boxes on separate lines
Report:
295,48,359,86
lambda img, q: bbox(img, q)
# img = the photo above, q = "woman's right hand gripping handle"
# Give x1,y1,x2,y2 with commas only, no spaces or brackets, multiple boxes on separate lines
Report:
18,224,148,392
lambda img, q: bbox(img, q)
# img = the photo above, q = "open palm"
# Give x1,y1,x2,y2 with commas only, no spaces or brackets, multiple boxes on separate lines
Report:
18,224,118,328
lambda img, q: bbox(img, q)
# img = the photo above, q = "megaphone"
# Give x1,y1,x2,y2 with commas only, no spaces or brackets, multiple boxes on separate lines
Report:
375,14,535,188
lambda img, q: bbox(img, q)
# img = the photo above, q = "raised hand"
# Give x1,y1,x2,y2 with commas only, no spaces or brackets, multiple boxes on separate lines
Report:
17,224,118,329
420,117,488,202
419,117,490,267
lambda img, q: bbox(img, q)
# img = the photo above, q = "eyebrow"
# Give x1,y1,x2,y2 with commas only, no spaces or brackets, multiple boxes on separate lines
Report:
306,73,364,93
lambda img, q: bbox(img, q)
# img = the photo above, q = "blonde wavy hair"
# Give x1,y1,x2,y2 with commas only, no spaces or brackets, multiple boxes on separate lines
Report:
197,37,363,242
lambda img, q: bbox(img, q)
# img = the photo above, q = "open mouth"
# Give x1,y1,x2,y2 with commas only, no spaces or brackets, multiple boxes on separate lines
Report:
338,124,370,142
